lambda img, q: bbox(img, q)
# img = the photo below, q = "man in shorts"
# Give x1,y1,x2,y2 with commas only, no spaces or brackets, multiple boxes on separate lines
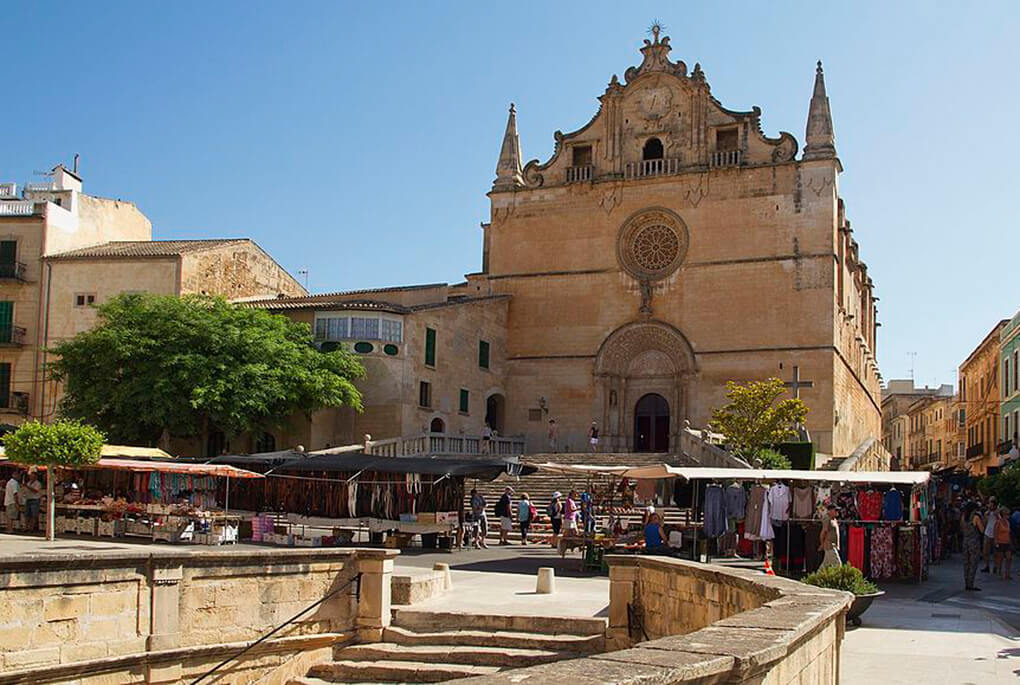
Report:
470,488,489,549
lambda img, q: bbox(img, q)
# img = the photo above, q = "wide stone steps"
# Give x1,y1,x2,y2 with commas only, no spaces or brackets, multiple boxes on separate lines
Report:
382,625,603,653
338,642,569,668
306,659,499,683
293,603,606,683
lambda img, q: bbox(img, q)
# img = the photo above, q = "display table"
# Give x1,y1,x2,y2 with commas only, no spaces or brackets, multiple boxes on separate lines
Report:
54,503,239,545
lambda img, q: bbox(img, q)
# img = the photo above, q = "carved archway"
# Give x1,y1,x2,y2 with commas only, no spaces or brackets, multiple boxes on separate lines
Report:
594,320,696,452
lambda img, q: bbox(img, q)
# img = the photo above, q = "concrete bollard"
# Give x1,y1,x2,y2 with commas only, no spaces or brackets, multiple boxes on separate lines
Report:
433,562,453,590
536,567,556,594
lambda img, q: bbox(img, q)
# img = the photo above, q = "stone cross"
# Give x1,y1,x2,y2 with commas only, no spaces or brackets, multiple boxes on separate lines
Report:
784,366,814,399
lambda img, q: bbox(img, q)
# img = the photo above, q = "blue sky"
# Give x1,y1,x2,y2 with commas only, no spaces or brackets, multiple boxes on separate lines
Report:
1,1,1016,389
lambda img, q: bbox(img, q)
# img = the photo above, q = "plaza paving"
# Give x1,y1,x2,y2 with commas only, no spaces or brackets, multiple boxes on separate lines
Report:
2,533,1017,683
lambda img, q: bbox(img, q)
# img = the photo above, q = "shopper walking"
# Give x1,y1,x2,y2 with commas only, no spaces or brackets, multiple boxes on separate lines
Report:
565,490,580,536
3,473,20,532
470,488,489,549
981,497,997,573
819,504,842,569
517,493,534,545
23,472,42,533
994,506,1012,580
547,492,563,545
494,486,513,545
588,422,600,453
963,501,983,591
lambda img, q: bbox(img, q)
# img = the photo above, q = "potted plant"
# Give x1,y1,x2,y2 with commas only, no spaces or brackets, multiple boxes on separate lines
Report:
801,564,883,626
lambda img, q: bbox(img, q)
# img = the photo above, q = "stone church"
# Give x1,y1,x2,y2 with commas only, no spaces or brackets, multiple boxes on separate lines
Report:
248,30,882,460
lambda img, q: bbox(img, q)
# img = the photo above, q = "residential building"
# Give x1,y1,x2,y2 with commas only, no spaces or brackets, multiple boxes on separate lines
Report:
243,30,886,460
960,320,1008,475
0,165,306,428
1001,309,1020,459
881,379,952,470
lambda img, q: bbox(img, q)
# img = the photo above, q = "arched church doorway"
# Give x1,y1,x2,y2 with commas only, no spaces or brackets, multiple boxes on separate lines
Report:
634,393,670,452
485,394,506,434
429,418,445,433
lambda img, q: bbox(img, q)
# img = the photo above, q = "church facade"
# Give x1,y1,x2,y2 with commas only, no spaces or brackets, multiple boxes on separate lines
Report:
249,31,882,459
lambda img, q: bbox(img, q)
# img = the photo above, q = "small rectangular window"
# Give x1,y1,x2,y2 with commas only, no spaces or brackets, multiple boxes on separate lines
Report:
528,409,543,422
572,145,592,166
74,293,96,308
425,327,437,367
351,316,379,340
716,128,738,151
478,340,490,369
419,381,431,408
380,319,402,343
459,389,469,414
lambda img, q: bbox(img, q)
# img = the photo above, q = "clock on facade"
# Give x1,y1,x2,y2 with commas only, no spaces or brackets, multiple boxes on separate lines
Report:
638,86,673,119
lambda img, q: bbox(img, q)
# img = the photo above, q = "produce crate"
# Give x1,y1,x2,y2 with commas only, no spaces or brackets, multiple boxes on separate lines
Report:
76,518,97,536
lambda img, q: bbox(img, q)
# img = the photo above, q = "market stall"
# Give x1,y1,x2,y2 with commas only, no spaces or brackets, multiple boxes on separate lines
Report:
527,462,936,582
205,451,533,549
0,452,263,545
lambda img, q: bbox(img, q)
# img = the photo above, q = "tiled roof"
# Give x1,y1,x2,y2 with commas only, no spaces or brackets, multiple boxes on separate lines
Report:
47,239,251,260
242,298,412,315
281,283,449,301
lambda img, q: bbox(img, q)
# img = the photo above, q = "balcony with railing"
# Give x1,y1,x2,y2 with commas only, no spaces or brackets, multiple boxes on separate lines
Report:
0,325,26,346
965,442,985,460
566,165,593,183
0,262,27,281
0,202,36,217
710,149,743,168
624,158,681,179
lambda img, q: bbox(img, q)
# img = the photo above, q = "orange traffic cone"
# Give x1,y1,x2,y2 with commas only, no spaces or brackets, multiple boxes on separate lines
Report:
762,558,776,576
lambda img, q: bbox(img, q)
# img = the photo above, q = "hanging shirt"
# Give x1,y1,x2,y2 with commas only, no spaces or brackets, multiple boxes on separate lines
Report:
792,486,815,519
767,483,791,521
882,489,903,521
724,483,746,519
856,490,882,521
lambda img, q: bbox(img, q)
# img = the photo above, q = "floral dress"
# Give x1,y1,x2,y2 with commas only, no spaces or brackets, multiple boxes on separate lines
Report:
869,525,895,579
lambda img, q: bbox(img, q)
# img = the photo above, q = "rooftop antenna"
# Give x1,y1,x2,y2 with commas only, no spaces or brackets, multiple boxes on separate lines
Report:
73,153,79,174
907,352,918,382
297,269,309,290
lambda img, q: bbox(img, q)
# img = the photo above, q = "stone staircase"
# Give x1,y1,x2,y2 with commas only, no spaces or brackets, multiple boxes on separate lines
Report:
464,452,698,545
289,610,605,683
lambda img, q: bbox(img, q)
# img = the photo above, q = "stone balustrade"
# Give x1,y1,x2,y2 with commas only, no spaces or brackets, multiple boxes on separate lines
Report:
460,555,851,685
566,165,593,182
710,149,743,168
366,432,525,458
0,202,35,217
625,157,681,179
0,547,397,684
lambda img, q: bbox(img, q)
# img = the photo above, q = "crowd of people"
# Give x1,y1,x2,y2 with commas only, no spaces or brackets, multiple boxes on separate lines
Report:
467,486,596,548
959,494,1018,590
3,470,44,533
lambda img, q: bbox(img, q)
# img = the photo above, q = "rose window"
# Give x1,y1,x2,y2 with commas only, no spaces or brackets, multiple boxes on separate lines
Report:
632,224,680,272
617,208,689,281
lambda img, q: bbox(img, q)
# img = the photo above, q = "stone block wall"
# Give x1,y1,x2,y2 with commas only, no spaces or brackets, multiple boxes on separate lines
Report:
0,547,397,684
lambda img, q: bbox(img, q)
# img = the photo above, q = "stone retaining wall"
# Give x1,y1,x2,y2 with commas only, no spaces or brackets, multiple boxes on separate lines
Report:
459,556,851,685
0,547,397,684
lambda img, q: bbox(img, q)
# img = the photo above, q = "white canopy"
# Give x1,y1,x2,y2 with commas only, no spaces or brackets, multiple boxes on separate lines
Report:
527,462,930,487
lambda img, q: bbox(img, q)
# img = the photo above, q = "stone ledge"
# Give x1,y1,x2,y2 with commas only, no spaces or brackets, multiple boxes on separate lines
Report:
0,631,354,684
0,546,397,571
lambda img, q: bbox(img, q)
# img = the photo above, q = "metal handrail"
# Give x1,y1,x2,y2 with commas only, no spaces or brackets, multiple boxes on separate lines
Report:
190,571,362,685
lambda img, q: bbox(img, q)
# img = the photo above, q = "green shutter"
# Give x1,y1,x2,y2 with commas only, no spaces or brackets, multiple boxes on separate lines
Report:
425,328,436,366
478,340,490,369
0,301,12,344
459,389,469,413
0,242,15,266
0,363,9,407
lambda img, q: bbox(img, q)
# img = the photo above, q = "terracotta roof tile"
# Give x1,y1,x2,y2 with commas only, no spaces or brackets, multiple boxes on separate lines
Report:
47,239,251,260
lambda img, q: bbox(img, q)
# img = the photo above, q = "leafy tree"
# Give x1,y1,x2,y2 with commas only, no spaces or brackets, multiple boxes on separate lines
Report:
3,420,105,540
50,294,364,447
708,378,808,464
977,460,1020,508
757,448,793,470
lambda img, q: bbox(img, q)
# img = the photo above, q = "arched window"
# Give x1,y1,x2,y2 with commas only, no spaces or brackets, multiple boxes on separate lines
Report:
642,137,664,161
255,432,276,453
430,417,445,433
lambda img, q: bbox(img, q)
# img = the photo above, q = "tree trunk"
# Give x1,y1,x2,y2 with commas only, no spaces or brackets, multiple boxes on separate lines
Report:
45,466,55,541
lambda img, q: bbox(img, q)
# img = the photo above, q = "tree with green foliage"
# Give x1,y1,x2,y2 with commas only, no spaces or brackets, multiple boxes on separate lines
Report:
50,293,364,447
3,420,105,540
978,460,1020,508
708,378,808,466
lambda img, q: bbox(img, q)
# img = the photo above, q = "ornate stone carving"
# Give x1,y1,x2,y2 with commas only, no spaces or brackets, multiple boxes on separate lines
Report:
594,320,697,378
617,207,689,281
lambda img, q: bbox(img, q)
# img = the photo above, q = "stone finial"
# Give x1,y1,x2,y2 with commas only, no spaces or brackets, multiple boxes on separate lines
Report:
492,102,525,192
803,60,837,160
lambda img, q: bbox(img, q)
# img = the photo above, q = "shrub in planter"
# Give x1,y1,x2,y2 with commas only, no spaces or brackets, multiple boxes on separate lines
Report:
801,564,879,595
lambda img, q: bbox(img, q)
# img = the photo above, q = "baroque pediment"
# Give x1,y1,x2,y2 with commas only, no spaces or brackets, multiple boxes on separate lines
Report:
517,30,798,189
